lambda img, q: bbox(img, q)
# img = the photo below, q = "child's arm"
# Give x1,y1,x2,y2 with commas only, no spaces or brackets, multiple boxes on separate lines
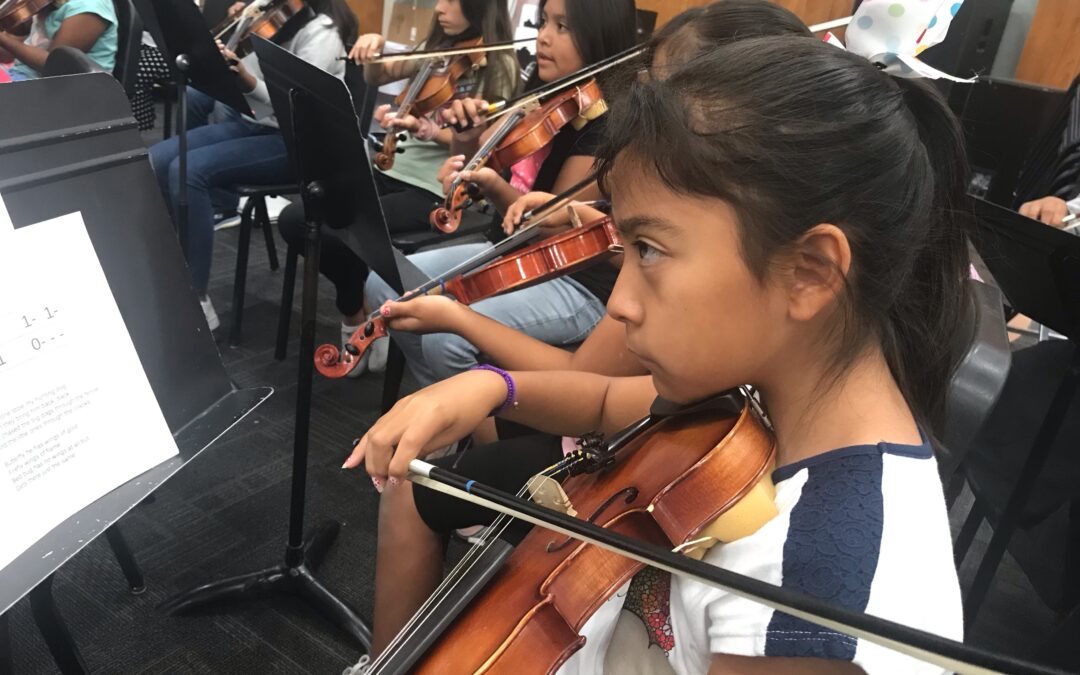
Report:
0,13,109,73
345,371,656,480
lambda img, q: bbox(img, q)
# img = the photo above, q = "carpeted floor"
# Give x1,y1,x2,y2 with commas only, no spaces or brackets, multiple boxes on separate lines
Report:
4,127,1079,674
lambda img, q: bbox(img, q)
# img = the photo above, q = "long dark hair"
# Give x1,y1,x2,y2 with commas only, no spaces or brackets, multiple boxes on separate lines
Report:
596,36,972,429
648,0,810,64
424,0,516,102
307,0,358,45
524,0,638,91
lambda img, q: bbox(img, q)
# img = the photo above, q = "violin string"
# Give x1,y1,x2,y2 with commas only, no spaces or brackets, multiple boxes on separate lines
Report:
484,46,645,125
358,176,596,325
369,454,584,671
368,452,589,672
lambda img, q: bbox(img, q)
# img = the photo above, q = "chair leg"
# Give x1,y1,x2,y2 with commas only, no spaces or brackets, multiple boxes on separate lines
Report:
963,359,1080,629
105,526,146,595
29,576,87,675
944,465,966,511
275,245,299,361
954,498,983,567
229,198,258,347
381,340,406,415
256,197,280,271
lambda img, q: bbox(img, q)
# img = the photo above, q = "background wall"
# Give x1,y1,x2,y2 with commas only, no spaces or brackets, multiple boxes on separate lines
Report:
354,0,1078,90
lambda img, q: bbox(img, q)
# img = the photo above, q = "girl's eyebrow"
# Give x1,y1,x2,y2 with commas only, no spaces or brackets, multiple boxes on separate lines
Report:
615,214,680,238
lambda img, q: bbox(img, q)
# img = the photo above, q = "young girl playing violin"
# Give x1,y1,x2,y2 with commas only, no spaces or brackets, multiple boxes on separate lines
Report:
357,1,814,659
359,0,638,380
0,0,116,80
148,0,356,331
277,0,517,364
347,35,968,674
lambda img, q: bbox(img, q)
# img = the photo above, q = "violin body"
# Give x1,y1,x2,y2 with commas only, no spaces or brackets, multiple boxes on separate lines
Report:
229,0,308,58
0,0,53,33
430,80,605,234
376,37,486,171
411,400,776,674
315,216,621,378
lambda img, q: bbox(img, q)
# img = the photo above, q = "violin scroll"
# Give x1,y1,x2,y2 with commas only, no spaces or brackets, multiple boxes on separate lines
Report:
314,316,389,378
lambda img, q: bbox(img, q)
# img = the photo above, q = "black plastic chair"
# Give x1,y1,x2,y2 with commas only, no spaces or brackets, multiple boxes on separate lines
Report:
112,0,142,96
41,47,102,78
226,184,295,345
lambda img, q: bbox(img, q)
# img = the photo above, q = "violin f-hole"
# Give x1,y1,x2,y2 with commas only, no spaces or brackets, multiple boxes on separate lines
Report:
546,487,639,553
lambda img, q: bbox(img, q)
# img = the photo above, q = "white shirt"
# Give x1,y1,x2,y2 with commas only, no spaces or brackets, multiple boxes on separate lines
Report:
558,437,964,675
241,13,345,125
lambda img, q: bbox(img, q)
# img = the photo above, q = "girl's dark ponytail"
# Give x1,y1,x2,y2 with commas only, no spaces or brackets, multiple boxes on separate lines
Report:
884,77,972,430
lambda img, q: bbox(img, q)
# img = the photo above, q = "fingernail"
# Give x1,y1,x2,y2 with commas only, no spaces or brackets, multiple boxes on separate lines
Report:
371,476,384,493
389,477,400,487
380,306,391,317
341,461,350,469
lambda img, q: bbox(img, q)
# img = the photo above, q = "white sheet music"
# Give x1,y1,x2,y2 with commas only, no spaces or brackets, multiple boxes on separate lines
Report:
0,208,178,573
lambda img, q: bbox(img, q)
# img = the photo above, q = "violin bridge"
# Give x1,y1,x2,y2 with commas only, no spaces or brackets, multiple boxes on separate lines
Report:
526,474,577,518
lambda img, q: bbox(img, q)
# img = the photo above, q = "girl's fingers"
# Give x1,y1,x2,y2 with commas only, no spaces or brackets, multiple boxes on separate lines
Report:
387,413,453,480
342,435,366,469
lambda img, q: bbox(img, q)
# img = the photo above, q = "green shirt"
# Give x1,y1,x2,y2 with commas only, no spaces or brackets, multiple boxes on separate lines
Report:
9,0,118,79
379,52,518,198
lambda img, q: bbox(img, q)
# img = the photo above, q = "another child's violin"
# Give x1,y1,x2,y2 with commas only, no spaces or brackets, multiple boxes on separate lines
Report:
375,36,488,171
430,79,607,234
0,0,54,33
315,213,620,378
222,0,311,59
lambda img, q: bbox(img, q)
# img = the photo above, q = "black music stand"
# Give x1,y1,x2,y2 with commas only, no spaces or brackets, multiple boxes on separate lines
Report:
132,0,252,258
0,74,270,673
255,36,428,415
155,38,432,653
961,197,1080,624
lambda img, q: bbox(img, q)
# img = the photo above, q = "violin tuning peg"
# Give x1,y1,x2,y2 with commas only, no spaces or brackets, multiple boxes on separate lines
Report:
344,343,360,356
396,147,406,155
397,133,408,143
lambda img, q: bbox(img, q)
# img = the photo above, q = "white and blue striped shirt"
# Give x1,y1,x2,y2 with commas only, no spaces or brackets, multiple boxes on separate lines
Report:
560,437,964,675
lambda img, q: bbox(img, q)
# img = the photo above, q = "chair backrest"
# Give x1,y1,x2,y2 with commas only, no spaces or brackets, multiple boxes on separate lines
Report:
938,279,1012,479
112,0,143,95
42,47,103,78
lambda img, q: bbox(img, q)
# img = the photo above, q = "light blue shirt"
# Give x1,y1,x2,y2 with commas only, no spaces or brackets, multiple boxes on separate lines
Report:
9,0,118,79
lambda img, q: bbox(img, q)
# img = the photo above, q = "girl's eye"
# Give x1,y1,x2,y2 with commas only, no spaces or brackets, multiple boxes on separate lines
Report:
557,21,569,32
633,240,662,264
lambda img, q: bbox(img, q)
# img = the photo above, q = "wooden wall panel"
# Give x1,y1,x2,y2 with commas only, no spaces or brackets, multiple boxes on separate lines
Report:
636,0,852,31
346,0,383,36
1015,0,1080,89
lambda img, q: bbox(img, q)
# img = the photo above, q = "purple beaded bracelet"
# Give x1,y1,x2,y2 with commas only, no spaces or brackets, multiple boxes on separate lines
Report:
471,364,518,416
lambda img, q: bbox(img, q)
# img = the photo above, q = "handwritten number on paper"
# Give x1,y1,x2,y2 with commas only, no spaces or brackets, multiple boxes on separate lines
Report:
31,338,41,351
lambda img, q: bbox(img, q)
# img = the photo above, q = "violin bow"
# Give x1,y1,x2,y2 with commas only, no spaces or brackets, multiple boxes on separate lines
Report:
407,457,1063,675
343,37,536,64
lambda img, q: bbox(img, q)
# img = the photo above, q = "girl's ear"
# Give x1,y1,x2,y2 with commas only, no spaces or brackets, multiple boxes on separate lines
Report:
783,223,852,323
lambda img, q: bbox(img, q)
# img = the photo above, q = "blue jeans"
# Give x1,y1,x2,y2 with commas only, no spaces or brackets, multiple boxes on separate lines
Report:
365,243,607,387
148,88,291,295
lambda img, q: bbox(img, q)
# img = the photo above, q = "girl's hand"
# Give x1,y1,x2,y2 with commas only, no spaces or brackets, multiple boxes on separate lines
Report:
343,370,510,484
380,296,468,335
438,154,467,194
502,191,556,235
217,40,256,92
227,1,246,19
382,111,420,134
1019,196,1070,228
441,98,490,143
350,33,386,65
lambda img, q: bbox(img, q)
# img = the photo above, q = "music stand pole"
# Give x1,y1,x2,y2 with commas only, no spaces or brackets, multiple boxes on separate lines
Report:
175,54,191,259
159,177,372,652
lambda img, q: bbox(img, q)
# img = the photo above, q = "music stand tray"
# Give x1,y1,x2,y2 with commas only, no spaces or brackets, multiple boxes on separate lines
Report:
0,74,270,668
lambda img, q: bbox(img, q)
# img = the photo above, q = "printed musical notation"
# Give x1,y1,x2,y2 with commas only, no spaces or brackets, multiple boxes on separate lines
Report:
0,208,178,574
0,306,64,370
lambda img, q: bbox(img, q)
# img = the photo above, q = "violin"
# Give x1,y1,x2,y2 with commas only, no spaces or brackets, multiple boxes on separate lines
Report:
375,36,488,171
315,213,621,378
431,79,607,234
363,391,778,673
0,0,53,33
218,0,311,59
